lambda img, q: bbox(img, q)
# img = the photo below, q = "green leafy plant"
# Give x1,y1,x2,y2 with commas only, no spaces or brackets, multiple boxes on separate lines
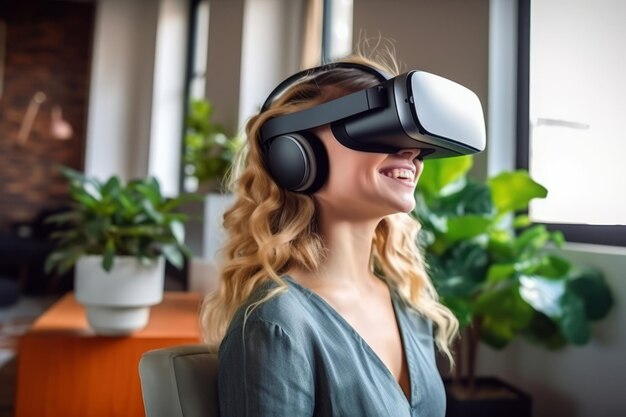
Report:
45,168,197,274
413,155,613,389
183,98,243,191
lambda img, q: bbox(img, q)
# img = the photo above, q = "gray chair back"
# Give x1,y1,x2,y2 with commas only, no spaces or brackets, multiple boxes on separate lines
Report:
139,344,219,417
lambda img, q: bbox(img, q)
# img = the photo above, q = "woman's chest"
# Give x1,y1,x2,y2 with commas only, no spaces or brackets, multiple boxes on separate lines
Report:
336,296,407,385
304,306,446,417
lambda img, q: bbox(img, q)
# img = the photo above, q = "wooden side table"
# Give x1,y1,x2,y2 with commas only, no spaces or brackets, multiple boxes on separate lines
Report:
15,291,203,417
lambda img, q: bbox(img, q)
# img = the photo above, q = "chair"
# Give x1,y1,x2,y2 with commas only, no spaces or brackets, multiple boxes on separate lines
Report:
139,344,219,417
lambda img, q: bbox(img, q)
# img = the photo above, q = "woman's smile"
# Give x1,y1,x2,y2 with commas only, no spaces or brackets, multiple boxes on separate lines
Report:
379,171,416,188
377,158,422,190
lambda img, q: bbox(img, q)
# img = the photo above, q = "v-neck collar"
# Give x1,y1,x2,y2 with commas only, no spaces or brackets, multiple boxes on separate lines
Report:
283,275,417,409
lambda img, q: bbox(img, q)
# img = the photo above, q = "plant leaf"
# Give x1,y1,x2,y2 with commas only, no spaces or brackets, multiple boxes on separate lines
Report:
558,291,590,344
142,200,164,223
513,214,531,228
438,179,493,217
441,296,473,329
486,263,515,283
488,170,547,214
426,242,488,299
60,166,87,183
519,274,566,318
480,315,516,349
134,178,162,206
535,254,571,278
160,193,203,212
115,225,166,237
44,210,82,225
102,176,122,198
103,239,115,272
551,230,566,248
419,155,473,198
170,220,185,245
162,244,184,269
523,312,567,350
179,243,193,259
83,180,102,201
567,266,614,321
55,249,85,275
71,192,99,210
487,229,515,261
474,280,535,348
445,215,491,244
45,251,67,275
514,224,551,258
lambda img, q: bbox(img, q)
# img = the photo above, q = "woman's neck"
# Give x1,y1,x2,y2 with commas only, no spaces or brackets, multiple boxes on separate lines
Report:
289,206,383,291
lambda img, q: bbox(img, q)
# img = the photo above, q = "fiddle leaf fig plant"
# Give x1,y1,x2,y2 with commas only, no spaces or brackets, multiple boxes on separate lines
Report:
45,168,197,275
413,155,613,385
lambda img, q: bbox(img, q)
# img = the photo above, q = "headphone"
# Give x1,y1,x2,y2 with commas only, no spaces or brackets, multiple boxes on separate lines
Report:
259,62,391,194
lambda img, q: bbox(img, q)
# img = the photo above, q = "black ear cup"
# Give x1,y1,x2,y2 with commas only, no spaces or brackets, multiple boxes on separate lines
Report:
266,132,328,193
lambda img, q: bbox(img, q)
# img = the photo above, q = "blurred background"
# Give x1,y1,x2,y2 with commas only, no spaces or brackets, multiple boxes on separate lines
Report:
0,0,624,416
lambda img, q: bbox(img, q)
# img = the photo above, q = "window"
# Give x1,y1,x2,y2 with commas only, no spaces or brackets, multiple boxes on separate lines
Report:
188,0,209,100
322,0,353,63
518,0,626,246
180,0,208,193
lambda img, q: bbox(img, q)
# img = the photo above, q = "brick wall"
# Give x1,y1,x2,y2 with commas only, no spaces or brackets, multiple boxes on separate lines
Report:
0,1,95,232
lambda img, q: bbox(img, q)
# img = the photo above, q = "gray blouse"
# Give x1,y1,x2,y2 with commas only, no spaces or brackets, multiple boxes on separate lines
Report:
218,275,446,417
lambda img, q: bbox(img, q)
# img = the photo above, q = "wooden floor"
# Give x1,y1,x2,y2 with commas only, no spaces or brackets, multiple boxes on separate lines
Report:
0,358,17,417
0,295,60,417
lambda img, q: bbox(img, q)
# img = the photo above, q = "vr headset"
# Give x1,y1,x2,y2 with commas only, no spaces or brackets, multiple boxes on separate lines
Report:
259,62,486,193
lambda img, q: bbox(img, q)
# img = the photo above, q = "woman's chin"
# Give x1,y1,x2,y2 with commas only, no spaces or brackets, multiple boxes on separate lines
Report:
384,198,416,215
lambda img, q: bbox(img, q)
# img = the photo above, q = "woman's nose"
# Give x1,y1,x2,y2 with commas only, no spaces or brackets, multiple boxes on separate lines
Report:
396,148,422,160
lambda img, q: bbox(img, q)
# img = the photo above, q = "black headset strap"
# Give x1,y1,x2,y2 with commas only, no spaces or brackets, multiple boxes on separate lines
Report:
260,62,391,113
259,84,388,143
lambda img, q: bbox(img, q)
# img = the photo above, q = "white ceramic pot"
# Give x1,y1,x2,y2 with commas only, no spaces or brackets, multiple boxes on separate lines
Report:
75,255,165,336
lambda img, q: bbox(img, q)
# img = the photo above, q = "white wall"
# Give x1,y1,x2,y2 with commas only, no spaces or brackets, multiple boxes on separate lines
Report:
238,0,306,126
203,0,246,134
85,0,189,196
85,0,159,181
201,0,308,133
148,0,190,196
487,0,517,177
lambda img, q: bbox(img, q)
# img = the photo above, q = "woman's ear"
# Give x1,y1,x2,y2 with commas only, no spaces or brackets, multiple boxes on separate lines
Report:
265,131,329,194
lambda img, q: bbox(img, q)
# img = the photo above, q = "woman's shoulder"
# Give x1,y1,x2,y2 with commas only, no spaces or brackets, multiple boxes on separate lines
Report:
223,278,315,343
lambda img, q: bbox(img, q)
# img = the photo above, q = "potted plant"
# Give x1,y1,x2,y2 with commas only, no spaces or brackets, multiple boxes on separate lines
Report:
45,168,194,335
182,98,242,292
413,155,614,417
183,98,243,193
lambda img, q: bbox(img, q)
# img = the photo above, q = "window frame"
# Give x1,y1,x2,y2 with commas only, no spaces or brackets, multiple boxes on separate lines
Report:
179,0,205,194
321,0,332,63
516,0,626,247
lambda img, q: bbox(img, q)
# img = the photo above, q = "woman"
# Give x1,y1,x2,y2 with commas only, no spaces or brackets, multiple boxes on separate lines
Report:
200,54,459,417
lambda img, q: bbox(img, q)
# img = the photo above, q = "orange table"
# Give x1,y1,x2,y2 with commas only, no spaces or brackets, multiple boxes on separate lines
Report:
15,291,202,417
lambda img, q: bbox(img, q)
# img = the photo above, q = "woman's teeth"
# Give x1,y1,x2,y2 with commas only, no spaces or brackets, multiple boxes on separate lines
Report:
382,169,413,180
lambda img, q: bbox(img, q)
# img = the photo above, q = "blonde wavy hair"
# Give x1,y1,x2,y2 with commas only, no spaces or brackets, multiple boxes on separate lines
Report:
200,53,459,367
